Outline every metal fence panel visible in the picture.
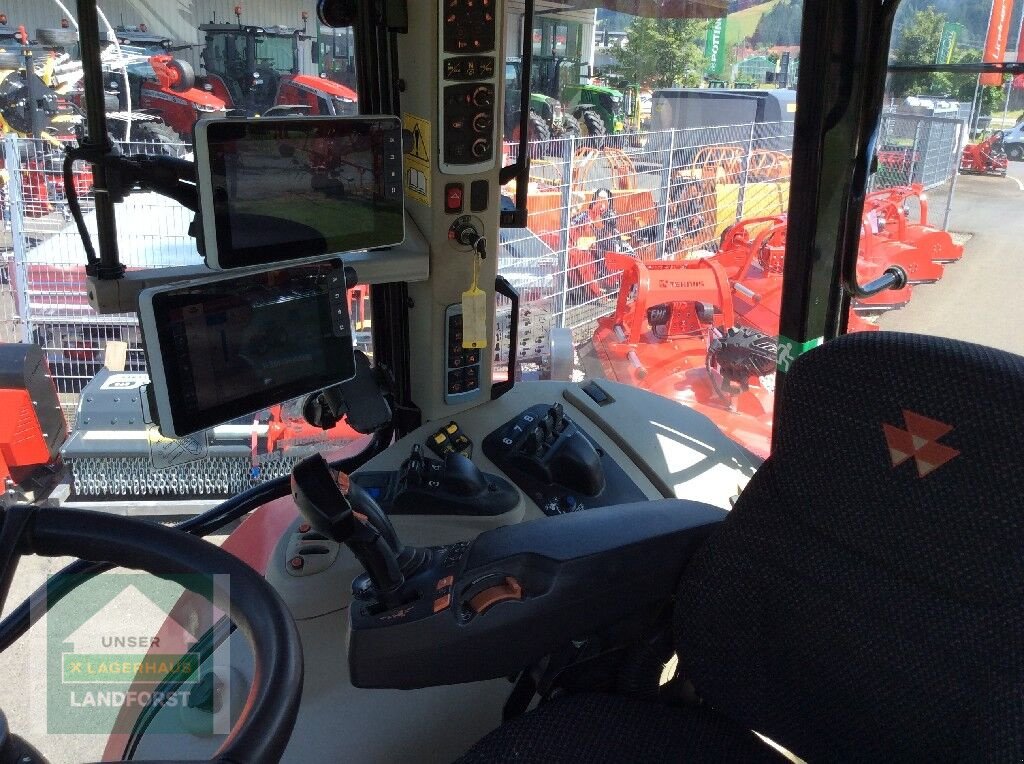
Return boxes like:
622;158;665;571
874;113;965;190
2;135;197;399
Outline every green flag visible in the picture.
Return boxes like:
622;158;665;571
936;21;959;65
704;17;728;76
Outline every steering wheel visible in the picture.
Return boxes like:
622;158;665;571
0;506;303;764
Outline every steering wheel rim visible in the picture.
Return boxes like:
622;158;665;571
1;506;302;764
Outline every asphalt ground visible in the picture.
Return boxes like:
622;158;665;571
877;162;1024;357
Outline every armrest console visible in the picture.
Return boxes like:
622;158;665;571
349;500;726;689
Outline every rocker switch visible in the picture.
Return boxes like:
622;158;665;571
445;183;464;214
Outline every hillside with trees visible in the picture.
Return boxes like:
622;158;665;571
750;0;801;45
749;0;1024;49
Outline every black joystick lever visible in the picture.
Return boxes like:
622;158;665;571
291;454;422;606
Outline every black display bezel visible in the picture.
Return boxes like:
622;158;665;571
198;116;404;269
147;260;355;436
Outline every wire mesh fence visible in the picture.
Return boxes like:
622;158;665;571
1;135;198;403
872;113;965;190
1;114;964;404
499;122;795;344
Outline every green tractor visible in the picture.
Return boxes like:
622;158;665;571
504;56;625;142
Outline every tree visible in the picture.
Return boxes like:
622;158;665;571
889;7;948;97
611;17;705;90
890;7;1007;114
751;0;803;46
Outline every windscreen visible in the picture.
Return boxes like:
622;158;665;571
202;116;404;269
147;259;356;436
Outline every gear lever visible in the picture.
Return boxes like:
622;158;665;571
291;454;411;606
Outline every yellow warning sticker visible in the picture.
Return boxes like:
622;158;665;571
403;113;431;206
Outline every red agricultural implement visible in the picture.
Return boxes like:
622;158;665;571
593;252;777;458
865;185;963;263
960;131;1008;177
859;215;944;285
715;216;900;321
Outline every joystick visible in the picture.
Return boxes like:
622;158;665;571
291;454;426;606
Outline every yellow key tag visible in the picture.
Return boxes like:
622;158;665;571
461;254;488;349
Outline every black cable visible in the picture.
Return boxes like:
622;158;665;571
63;148;98;265
0;425;392;652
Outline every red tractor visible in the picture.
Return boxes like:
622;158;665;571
139;20;358;138
960;130;1008;177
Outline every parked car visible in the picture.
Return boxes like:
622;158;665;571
1000;122;1024;161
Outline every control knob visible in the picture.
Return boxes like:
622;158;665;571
471;138;489;159
472;112;493;133
471;86;493;108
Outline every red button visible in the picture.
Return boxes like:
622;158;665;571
445;183;464;214
289;556;304;570
298;523;311;533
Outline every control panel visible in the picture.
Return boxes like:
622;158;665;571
444;303;483;404
439;0;499;174
482;404;647;515
427;421;473;458
352;445;519;517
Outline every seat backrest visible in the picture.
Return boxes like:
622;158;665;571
674;331;1024;761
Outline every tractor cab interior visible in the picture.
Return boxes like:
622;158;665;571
0;0;1022;762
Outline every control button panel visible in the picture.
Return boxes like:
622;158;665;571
383;130;403;198
442;0;496;53
444;303;483;404
327;267;353;338
352;540;471;630
284;522;341;577
438;0;499;174
481;403;647;516
443;55;496;80
428;420;473;458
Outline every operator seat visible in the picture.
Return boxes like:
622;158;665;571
459;331;1024;762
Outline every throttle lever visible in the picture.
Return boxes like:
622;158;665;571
291;454;405;605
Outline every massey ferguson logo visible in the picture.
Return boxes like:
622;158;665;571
142;90;190;106
882;410;960;477
658;280;703;289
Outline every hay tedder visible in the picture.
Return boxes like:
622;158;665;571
592;252;777;458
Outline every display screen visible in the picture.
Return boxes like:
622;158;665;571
200;116;404;269
147;259;355;436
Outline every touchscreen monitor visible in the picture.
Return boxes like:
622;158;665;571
195;116;404;269
139;259;356;437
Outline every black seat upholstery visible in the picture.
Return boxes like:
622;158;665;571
459;332;1024;762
